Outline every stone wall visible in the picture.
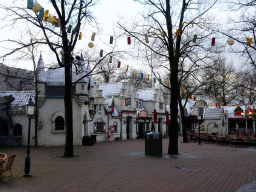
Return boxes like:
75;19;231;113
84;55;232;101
0;63;34;91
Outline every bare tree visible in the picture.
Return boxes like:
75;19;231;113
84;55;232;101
118;0;218;154
0;0;112;157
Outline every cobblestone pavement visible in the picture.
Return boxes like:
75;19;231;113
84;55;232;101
0;136;256;192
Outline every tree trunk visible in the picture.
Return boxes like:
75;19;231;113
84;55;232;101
34;75;38;147
168;66;179;154
179;100;188;143
64;59;73;157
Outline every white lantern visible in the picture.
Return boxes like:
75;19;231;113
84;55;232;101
88;42;94;48
227;38;234;45
26;97;35;116
132;70;137;75
32;2;41;12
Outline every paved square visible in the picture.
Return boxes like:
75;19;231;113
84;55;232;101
1;137;256;192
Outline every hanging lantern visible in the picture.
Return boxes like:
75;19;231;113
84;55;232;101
72;26;78;34
117;61;121;68
47;16;54;24
126;65;129;72
88;42;94;48
67;25;72;33
145;35;149;43
110;36;113;44
43;10;49;22
109;56;112;63
175;29;181;37
246;37;253;46
164;80;168;84
154;78;156;83
132;70;137;75
100;50;103;57
51;16;57;25
79;32;82;40
38;7;44;19
159;79;162;84
147;74;150;81
91;32;96;41
55;18;60;27
182;87;184;92
227;38;234;45
127;37;131;45
32;2;41;12
27;0;33;9
161;32;165;37
193;34;197;43
140;73;143;79
211;37;215;46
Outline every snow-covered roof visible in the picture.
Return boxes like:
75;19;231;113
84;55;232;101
98;82;123;100
137;88;154;101
204;108;224;120
37;54;94;87
0;91;35;108
222;105;246;118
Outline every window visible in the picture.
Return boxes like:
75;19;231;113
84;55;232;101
55;116;64;130
125;98;131;106
159;102;163;110
136;101;142;108
0;121;8;136
97;122;103;133
14;124;22;136
199;108;204;116
98;104;102;112
51;112;65;133
113;122;118;133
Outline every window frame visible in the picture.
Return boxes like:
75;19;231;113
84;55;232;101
125;98;131;106
51;112;65;134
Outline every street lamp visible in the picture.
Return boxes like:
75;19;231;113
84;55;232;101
197;115;202;145
24;97;35;177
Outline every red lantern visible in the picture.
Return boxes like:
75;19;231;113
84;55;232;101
166;111;170;125
154;109;157;123
211;38;215;46
117;61;121;68
128;37;131;45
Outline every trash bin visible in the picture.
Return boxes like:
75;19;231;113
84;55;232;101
82;136;94;146
145;132;162;156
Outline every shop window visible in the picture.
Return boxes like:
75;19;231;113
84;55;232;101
14;124;22;136
113;122;118;133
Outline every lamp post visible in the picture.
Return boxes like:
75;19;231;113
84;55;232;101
197;115;202;145
24;97;35;177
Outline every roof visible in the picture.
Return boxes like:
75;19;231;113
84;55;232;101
137;88;154;101
98;82;123;100
204;108;224;120
0;91;35;108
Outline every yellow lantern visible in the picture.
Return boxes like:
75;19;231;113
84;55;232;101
246;37;253;46
32;2;41;12
43;10;49;22
109;56;112;63
126;65;129;72
175;29;181;37
182;87;184;92
88;42;94;48
164;80;168;84
161;32;165;37
79;32;82;40
51;16;57;25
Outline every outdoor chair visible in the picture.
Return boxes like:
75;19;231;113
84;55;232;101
0;155;16;181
